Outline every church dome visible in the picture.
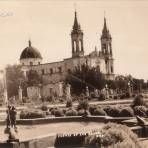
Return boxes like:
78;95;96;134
20;40;42;60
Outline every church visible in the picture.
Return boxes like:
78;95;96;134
19;11;115;99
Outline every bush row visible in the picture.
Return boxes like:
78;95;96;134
20;95;148;119
20;104;148;119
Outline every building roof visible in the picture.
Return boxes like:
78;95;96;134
20;40;42;60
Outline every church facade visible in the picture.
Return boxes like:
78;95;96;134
19;11;114;98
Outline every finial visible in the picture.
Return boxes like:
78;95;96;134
104;11;106;18
28;39;31;47
74;3;77;12
104;11;107;24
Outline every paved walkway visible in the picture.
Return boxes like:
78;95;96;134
0;122;104;142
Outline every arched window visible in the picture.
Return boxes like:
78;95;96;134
30;62;33;66
50;68;53;74
41;69;45;75
58;67;62;73
79;41;81;51
74;41;76;51
111;66;113;73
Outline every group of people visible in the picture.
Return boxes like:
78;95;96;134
6;105;17;129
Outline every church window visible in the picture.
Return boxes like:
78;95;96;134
38;62;40;65
58;67;62;73
111;66;113;73
41;69;45;75
74;41;76;51
30;62;33;66
79;41;81;51
81;40;83;51
50;68;53;74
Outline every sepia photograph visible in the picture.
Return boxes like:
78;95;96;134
0;0;148;147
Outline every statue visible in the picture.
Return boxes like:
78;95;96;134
5;105;17;134
6;105;11;129
94;89;99;98
10;106;17;129
59;82;63;97
85;86;89;98
18;86;23;102
66;83;71;100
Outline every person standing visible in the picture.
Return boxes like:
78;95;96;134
10;106;17;129
6;105;11;128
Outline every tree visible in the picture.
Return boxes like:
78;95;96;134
6;64;27;98
66;64;105;95
27;70;42;86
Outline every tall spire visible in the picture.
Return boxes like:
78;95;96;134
28;39;31;47
101;15;111;39
102;17;108;34
73;11;80;30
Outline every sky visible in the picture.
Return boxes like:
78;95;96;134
0;0;148;80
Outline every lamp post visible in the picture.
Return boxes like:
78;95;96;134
128;81;132;97
105;84;109;99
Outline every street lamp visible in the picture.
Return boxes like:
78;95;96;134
105;84;109;99
128;81;132;97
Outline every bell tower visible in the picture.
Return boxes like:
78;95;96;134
100;17;114;78
101;17;112;56
71;11;84;58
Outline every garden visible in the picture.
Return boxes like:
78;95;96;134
19;95;148;119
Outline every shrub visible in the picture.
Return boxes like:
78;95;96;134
103;106;121;117
89;105;97;115
131;95;147;108
66;99;72;108
93;108;106;116
134;106;147;117
50;108;57;115
20;110;46;119
120;93;126;99
77;100;89;110
113;95;118;99
85;123;142;148
77;109;90;116
45;111;51;116
120;107;134;117
125;92;130;98
46;96;53;102
41;105;48;111
99;93;105;101
65;109;78;116
54;109;64;117
101;123;142;148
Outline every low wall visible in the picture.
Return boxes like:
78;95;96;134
0;133;56;148
16;116;134;125
0;116;134;126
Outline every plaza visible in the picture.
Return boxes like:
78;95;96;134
0;1;148;148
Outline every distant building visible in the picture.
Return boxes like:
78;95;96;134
19;11;115;98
